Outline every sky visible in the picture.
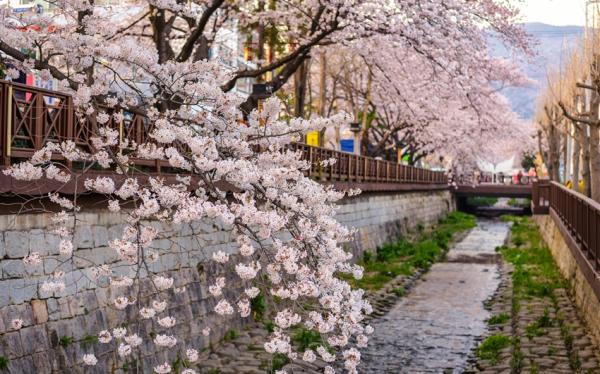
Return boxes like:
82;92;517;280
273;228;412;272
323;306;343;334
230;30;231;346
515;0;586;26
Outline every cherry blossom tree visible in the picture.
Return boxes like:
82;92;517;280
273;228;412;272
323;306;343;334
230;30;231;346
299;35;533;169
0;0;532;372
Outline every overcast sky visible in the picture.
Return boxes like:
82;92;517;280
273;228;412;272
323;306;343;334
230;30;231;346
515;0;587;26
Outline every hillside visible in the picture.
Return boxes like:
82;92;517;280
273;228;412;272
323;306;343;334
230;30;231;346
490;22;584;119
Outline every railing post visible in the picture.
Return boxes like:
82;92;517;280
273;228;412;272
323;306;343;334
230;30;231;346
347;154;351;181
386;162;389;182
34;90;44;150
532;181;539;213
0;81;8;165
65;96;74;168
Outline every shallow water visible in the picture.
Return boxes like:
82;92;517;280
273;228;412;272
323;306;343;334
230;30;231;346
359;220;510;373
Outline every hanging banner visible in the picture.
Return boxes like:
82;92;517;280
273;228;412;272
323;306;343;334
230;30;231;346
306;131;320;147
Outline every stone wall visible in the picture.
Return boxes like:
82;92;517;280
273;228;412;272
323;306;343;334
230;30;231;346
534;214;600;347
0;189;454;373
338;190;455;258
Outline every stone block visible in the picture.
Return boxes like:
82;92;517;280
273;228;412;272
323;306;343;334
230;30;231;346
20;325;49;354
2;259;25;278
10;278;38;304
7;356;35;373
74;225;94;249
0;232;5;259
44;232;62;256
5;231;29;258
32;351;53;374
0;280;11;308
31;299;48;324
2;331;24;358
43;256;62;275
92;225;109;247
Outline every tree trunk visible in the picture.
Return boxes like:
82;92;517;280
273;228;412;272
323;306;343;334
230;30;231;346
318;53;326;116
589;93;600;202
547;122;560;181
360;71;372;155
577;125;592;197
562;131;568;182
590;126;600;201
192;36;210;61
572;130;581;189
294;59;309;118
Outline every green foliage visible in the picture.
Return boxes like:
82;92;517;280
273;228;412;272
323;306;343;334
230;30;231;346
466;196;498;207
81;334;98;348
250;294;266;321
511;235;525;247
476;335;511;364
263;321;275;333
511;342;524;372
392;287;405;297
342;212;475;291
292;328;323;351
271;353;290;372
171;352;192;372
521;152;536;170
223;330;238;342
525;308;554;339
499;216;584;370
507;198;531;208
260;353;290;374
487;313;509;325
499;217;565;300
0;356;8;370
59;336;73;348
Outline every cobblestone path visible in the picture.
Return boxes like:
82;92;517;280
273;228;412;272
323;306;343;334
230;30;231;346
473;217;600;374
195;218;600;374
359;219;510;373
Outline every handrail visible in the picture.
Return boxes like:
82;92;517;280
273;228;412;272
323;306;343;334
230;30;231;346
549;181;600;270
0;80;447;191
288;143;447;185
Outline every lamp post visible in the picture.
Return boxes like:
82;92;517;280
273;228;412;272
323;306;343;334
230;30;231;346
349;122;361;155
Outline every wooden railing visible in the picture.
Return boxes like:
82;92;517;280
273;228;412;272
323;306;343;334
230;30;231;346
288;143;446;185
0;80;447;191
549;182;600;269
0;80;163;169
532;180;551;214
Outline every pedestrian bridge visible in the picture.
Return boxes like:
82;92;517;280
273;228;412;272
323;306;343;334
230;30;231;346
453;183;533;198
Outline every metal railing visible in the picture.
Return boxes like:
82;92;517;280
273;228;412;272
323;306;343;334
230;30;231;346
549;181;600;269
0;80;447;188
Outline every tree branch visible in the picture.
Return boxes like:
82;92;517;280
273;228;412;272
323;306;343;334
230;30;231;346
558;101;597;126
176;0;225;62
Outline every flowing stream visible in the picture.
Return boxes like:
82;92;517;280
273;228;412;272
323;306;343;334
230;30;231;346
359;219;510;373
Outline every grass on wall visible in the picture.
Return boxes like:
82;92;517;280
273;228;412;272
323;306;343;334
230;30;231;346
343;211;476;291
